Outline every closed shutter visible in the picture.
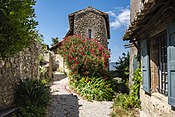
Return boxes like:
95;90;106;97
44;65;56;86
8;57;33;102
141;39;150;93
167;23;175;107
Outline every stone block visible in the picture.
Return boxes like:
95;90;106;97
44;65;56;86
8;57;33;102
0;43;41;110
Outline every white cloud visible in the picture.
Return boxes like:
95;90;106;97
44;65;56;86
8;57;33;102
106;11;116;17
107;8;130;29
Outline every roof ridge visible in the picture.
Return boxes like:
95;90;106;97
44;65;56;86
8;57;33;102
69;6;107;17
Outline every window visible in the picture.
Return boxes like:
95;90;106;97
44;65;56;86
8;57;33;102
88;29;92;39
158;33;168;96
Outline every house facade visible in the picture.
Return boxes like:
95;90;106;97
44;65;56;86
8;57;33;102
124;0;175;116
51;6;110;72
66;6;110;47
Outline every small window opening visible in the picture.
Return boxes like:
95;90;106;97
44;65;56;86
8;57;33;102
88;29;92;39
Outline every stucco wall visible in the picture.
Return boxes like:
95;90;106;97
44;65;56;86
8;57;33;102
73;11;108;47
0;43;41;110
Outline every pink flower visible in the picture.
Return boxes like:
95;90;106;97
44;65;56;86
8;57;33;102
82;39;86;43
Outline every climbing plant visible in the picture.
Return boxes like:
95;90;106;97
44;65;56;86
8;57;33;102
0;0;38;58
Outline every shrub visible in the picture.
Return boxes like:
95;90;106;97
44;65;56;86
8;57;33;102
111;67;142;116
15;78;50;117
58;35;110;79
114;94;135;110
69;77;114;101
58;35;114;101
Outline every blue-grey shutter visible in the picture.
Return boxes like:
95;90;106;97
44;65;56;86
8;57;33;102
141;39;150;93
133;55;138;73
167;23;175;107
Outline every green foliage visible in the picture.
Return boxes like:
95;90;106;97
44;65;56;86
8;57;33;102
115;52;129;82
15;79;50;117
51;37;59;46
112;94;139;117
59;35;113;101
111;102;138;117
58;35;110;79
113;91;140;111
0;0;38;58
40;66;50;83
69;77;114;101
112;66;142;116
130;67;142;107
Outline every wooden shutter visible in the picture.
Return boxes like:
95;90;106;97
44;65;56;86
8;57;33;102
141;39;150;93
167;23;175;107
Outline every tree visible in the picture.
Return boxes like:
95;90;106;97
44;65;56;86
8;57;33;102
115;52;129;82
51;37;59;46
0;0;38;58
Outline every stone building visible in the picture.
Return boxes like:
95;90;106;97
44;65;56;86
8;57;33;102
124;0;175;116
66;6;110;47
51;6;110;72
0;42;41;111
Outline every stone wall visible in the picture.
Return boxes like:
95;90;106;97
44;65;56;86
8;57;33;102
149;37;159;93
140;88;175;117
130;0;142;22
55;54;65;72
130;0;150;22
0;43;41;110
74;11;108;47
129;45;137;86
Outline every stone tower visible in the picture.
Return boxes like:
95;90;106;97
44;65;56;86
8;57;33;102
66;6;110;48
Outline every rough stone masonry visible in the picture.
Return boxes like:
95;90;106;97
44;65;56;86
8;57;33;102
0;43;41;110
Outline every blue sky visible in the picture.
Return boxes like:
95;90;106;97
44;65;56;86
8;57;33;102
35;0;130;62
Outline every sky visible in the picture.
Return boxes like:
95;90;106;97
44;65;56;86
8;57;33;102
35;0;130;62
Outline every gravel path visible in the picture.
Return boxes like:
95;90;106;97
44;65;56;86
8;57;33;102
48;72;113;117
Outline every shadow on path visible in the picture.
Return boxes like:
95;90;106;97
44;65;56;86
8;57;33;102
48;72;113;117
52;72;67;81
48;94;79;117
